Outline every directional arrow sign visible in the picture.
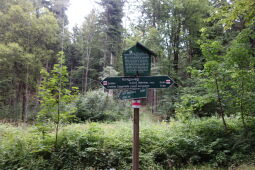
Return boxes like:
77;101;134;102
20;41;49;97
119;89;147;100
101;76;174;89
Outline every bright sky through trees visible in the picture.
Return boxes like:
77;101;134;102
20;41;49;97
66;0;140;31
66;0;97;30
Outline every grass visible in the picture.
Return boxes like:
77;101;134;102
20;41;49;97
1;116;255;169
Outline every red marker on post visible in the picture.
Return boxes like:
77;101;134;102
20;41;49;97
132;99;141;108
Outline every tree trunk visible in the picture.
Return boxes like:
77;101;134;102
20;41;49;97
69;67;73;90
173;20;181;74
84;46;91;93
171;18;181;116
188;39;193;65
21;88;26;122
24;66;29;122
16;82;21;120
32;75;42;120
240;76;246;128
166;26;171;75
108;53;114;96
82;64;85;93
21;65;30;122
81;35;85;93
152;89;157;113
214;75;227;129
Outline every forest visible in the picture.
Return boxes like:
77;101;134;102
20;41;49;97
0;0;255;169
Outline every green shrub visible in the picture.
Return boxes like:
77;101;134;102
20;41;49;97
1;117;255;169
75;90;131;122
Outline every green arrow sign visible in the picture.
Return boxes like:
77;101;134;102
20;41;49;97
119;89;147;100
101;76;174;89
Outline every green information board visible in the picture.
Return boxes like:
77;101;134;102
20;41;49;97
123;43;155;76
123;52;151;76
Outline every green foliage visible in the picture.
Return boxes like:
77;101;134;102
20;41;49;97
75;90;131;122
220;0;255;29
176;92;218;119
0;0;60;121
37;51;78;134
175;0;255;128
1;117;255;169
1;0;255;168
97;0;124;70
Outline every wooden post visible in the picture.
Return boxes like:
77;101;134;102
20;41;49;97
133;107;139;170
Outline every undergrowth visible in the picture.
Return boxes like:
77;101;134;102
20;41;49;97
0;117;255;169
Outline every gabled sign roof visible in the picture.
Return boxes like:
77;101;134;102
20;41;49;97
124;42;157;56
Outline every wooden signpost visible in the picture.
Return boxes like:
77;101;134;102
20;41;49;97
101;42;173;170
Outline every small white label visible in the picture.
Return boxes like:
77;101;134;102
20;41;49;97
103;81;108;85
166;80;171;84
132;105;141;108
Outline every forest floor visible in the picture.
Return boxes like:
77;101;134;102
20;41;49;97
1;113;255;169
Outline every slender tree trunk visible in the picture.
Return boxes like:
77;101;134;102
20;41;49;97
82;65;85;93
214;75;227;129
240;76;246;128
108;53;114;96
104;34;108;67
170;19;181;116
24;65;29;122
55;97;60;151
81;35;85;93
55;12;65;150
32;75;42;120
165;21;172;76
186;39;193;78
152;89;157;113
166;32;171;75
188;35;193;65
21;71;28;122
25;90;30;122
21;88;26;122
173;19;181;74
152;55;157;113
69;67;73;90
81;49;86;93
15;82;20;120
84;46;91;93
